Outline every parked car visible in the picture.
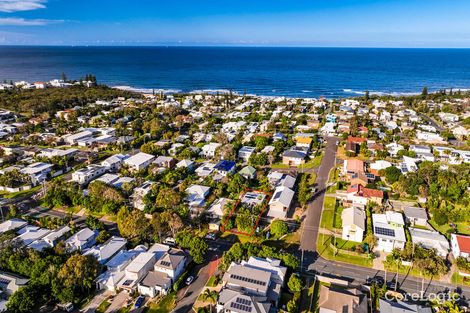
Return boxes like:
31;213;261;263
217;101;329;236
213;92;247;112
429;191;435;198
186;276;195;285
366;276;384;286
134;296;145;309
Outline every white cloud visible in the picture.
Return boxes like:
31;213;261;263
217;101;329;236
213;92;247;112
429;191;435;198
0;0;46;13
0;17;61;25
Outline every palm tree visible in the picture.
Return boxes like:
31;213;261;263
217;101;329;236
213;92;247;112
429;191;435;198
201;288;218;311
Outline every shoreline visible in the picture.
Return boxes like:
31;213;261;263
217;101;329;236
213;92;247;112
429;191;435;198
112;84;470;99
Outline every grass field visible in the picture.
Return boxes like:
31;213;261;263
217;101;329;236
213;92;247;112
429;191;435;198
317;233;373;267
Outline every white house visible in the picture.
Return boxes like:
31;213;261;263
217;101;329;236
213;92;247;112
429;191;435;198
72;164;107;185
118;252;157;291
238;146;256;162
83;236;127;264
0;218;27;234
409;228;449;257
341;207;365;243
403;207;428;227
372;212;406;252
185;185;211;208
451;234;470;259
267;186;294;219
124;152;155;172
200;142;221;159
65;227;98;252
101;154;127;172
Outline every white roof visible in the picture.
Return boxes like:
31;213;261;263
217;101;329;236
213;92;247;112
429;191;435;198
124;152;155;167
186;184;210;197
269;186;294;207
0;218;27;234
125;252;156;273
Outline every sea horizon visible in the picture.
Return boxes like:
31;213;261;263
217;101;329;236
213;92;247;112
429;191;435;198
2;46;470;98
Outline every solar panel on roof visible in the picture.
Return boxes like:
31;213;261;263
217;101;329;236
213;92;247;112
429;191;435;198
230;274;266;286
122;279;133;286
236;298;252;306
230;302;252;312
160;261;171;267
375;226;395;237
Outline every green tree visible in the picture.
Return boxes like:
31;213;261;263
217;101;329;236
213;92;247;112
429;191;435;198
287;274;304;293
6;284;41;313
270;219;288;238
117;207;152;243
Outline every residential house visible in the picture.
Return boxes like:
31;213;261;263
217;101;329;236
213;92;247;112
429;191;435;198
195;162;216;177
83;236;127;264
267;171;296;189
200;142;221;159
118;252;157;291
101;154;127;172
345;137;366;155
282;147;307;166
20;162;54;185
96;246;146;291
124;152;155;172
65;227;98;252
318;285;368;313
15;226;50;246
379;299;432;313
221;257;286;307
372;212;406;252
238;146;256;162
138;248;188;297
346;184;383;206
176;159;196;171
214;160;236;176
185;185;211;208
0;271;29;296
268;186;294;219
409;228;449;257
132;181;155;211
400;156;419;174
451;234;470;259
0;218;27;234
216;289;272;313
154;156;176;169
238;165;257;180
403;207;428;227
341;207;365;243
72;164;107;185
29;226;71;251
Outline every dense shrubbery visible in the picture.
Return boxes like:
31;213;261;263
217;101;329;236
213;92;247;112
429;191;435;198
0;85;139;114
0;241;99;312
221;242;299;270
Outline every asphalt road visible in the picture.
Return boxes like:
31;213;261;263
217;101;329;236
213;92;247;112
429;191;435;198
306;255;470;299
300;137;339;252
172;240;232;313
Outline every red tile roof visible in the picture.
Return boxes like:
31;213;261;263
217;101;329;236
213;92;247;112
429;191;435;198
456;235;470;254
347;184;383;199
347;136;367;144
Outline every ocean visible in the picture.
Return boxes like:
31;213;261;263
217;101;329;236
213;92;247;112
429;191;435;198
1;46;470;98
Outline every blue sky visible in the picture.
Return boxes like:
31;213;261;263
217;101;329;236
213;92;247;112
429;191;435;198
1;0;470;47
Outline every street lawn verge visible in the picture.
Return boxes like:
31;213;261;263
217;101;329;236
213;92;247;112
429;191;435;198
451;272;470;286
96;300;111;313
